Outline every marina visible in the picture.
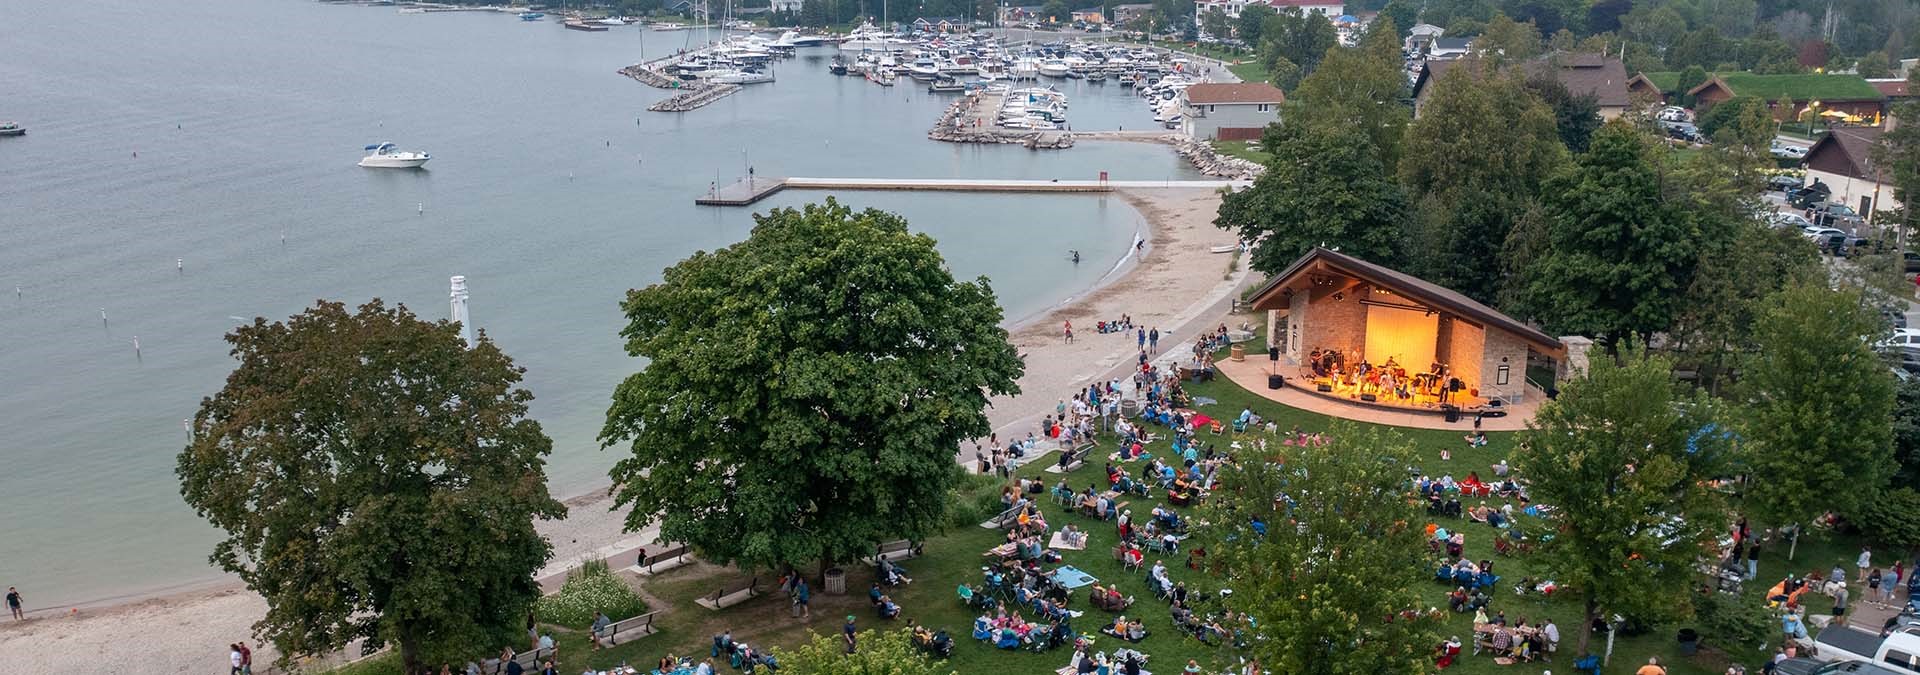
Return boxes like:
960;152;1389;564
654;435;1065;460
696;176;1247;206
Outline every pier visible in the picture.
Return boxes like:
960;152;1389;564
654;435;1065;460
693;176;1247;206
927;90;1076;149
647;83;741;112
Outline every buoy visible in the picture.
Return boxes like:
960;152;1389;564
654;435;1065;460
176;258;184;273
133;336;141;361
132;151;138;158
100;308;108;326
14;286;19;299
417;202;424;215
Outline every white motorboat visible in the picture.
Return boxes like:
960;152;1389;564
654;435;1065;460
648;21;687;30
905;58;941;81
594;17;628;25
1038;59;1071;77
708;68;775;84
358;142;430;168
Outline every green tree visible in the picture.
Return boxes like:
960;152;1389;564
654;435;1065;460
1257;8;1338;75
1513;347;1733;655
1400;60;1566;304
1674;65;1710;107
1666;222;1818;395
1216;124;1411;273
1851;487;1920;554
1739;282;1896;529
1875;101;1920;241
601;200;1024;576
1524;71;1601;153
1201;6;1229;40
1042;0;1070;21
1475;13;1541;64
177;300;563;673
1697;96;1772;148
1524;121;1699;348
1238;3;1277;42
1893;378;1920;488
777;628;956;675
1377;0;1417;40
1856;50;1894;78
1196;425;1441;675
1668;27;1731;70
1285;18;1411;168
1268;55;1305;90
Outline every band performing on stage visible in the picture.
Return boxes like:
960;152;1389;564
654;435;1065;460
1306;348;1466;408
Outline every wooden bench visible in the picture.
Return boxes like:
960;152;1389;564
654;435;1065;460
1050;446;1092;474
695;577;760;610
480;647;553;674
981;505;1021;529
624;543;692;577
862;539;921;565
599;610;661;647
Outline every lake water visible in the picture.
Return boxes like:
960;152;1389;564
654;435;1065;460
0;0;1199;607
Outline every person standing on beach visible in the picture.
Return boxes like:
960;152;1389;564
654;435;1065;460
238;640;253;675
229;643;243;675
1149;328;1160;355
5;587;20;620
1064;320;1074;343
1137;328;1146;351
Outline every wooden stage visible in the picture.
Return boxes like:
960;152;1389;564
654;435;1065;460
1216;357;1540;432
693;177;1246;206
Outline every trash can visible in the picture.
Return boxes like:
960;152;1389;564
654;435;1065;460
1121;399;1140;417
824;568;846;595
1676;628;1699;655
1230;344;1245;362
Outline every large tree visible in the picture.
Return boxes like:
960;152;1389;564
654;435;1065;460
1197;425;1441;675
1285;17;1412;169
1216;123;1411;273
1513;348;1733;655
178;300;563;673
1524;72;1601;153
1739;282;1897;529
601;200;1024;575
1257;8;1338;76
1524;121;1700;348
777;628;955;675
1400;59;1566;304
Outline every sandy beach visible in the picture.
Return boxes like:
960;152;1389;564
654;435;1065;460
0;187;1249;674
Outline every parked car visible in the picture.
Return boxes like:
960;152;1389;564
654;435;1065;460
1789;183;1833;208
1769;174;1805;192
1808;202;1865;227
1788;623;1920;673
1766;211;1813;229
1770;140;1810;159
1905;251;1920;273
1656;106;1691;123
1801;226;1847;240
1776;658;1914;675
1877;328;1920;351
1662;121;1703;143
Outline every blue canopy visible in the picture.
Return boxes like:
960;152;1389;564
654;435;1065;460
364;142;394;151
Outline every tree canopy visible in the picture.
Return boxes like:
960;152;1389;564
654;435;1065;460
601;200;1024;574
1196;425;1441;675
177;300;563;672
1216;123;1411;274
1513;347;1733;654
1524;121;1701;347
777;628;955;675
1285;18;1412;169
1738;282;1896;527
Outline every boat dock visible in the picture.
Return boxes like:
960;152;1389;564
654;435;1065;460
647;83;741;112
694;177;1246;206
928;90;1076;149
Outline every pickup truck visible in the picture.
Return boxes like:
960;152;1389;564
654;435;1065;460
1792;620;1920;673
1776;658;1912;675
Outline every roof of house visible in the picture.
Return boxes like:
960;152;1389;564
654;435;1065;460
1644;72;1887;101
1520;53;1631;107
1249;248;1565;354
1871;79;1912;98
1431;37;1472;50
1259;0;1345;6
1183;82;1287;105
1408;23;1445;36
1804;126;1886;181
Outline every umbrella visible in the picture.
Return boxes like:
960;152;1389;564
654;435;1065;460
1820;109;1851;118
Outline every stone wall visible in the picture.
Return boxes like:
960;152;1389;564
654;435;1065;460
1301;287;1366;361
1169;136;1266;180
1479;328;1530;401
1444;318;1485;395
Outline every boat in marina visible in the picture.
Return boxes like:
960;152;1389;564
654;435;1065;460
828;56;849;75
708;68;774;84
518;11;544;20
1037;59;1070;77
0;122;24;137
564;19;609;31
358;142;430;168
649;21;687;30
594;17;628;25
928;77;964;93
865;68;896;86
904;57;941;81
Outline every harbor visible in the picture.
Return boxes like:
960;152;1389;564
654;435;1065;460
696;176;1247;206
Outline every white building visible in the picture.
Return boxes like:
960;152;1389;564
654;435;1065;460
1195;0;1343;21
771;0;803;12
1181;82;1287;141
1803;126;1903;221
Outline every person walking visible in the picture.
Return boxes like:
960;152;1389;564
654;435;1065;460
237;641;253;675
1857;546;1872;583
843;615;859;654
794;577;812;620
1747;542;1761;581
5;587;20;620
229;644;243;675
1137;327;1146;351
1832;582;1850;626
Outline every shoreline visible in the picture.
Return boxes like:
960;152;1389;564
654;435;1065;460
0;187;1249;673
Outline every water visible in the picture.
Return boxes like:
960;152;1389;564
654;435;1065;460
0;0;1199;607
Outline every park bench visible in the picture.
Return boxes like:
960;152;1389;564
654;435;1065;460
981;504;1022;529
479;647;553;674
600;610;662;647
862;539;921;565
695;576;760;610
625;543;692;577
1048;446;1092;474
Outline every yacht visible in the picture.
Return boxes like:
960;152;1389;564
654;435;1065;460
358;142;430;169
0;122;23;137
708;68;774;84
518;11;544;20
1037;59;1070;78
649;21;687;30
905;58;941;81
828;56;849;75
594;17;628;25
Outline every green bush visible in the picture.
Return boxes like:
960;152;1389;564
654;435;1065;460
1694;590;1774;657
535;559;648;628
1849;487;1920;553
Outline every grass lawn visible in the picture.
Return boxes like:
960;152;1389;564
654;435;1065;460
1209;140;1271;165
333;320;1880;675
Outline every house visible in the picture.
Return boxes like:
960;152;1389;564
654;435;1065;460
1519;53;1632;119
910;17;967;32
1626;73;1663;100
1404;23;1444;54
1070;8;1106;24
1412;55;1630;119
1249;247;1567;407
769;0;802;12
1180;82;1285;141
1111;3;1154;23
1193;0;1342;21
1677;73;1887;121
1803;127;1902;221
1869;79;1912;103
1425;37;1471;60
1001;5;1042;23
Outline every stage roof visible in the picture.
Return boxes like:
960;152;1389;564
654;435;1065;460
1249;247;1566;355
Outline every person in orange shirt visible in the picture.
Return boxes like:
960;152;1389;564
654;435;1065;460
1635;656;1669;675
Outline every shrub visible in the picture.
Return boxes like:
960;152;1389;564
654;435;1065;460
535;559;648;628
1694;590;1774;656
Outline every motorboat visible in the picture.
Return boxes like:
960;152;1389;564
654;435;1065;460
708;68;774;84
0;122;23;137
928;77;965;93
905;58;941;81
866;68;896;86
649;21;687;30
828;56;849;75
594;17;628;25
786;32;832;47
1037;59;1070;77
518;11;544;20
358;142;430;168
564;19;610;31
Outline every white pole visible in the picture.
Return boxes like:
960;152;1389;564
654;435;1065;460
450;276;474;348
